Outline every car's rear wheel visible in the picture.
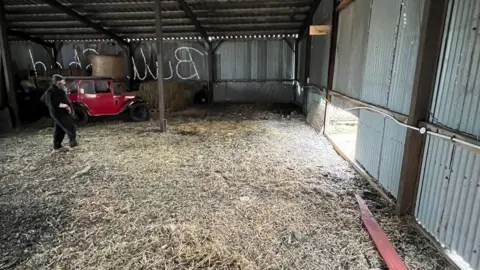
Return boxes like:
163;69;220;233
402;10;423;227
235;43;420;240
130;103;149;122
73;105;88;126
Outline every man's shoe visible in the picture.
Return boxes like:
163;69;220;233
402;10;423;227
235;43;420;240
69;140;78;148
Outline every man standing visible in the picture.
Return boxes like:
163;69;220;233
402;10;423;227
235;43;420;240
43;74;78;150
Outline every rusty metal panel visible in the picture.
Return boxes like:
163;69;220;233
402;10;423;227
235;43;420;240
416;135;480;270
388;0;425;114
361;0;403;108
430;0;480;138
333;0;371;99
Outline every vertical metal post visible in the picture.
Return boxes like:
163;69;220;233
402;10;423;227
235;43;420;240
155;0;166;132
0;53;6;109
396;0;449;215
128;43;134;92
208;43;214;103
294;39;299;81
49;47;56;70
302;35;312;113
293;39;299;102
0;2;20;127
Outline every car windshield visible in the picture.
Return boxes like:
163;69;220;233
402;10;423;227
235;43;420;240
65;81;77;93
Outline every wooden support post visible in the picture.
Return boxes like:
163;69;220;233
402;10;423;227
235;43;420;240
0;2;20;127
155;0;166;132
336;0;357;11
324;0;340;133
309;25;332;36
396;0;449;215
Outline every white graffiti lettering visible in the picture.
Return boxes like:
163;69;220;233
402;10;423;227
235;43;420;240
83;48;99;70
28;49;47;76
28;46;205;81
131;46;204;81
68;49;82;68
175;47;204;80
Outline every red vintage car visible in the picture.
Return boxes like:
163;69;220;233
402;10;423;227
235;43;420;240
65;77;149;125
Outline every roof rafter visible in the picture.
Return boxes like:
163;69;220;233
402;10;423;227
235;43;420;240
298;0;323;38
41;0;129;46
177;0;209;43
7;29;54;48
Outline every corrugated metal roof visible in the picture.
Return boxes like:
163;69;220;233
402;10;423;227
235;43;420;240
3;0;316;41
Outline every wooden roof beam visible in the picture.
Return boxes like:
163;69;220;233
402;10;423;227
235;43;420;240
41;0;129;47
177;0;210;44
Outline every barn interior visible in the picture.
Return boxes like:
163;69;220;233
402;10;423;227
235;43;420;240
1;0;479;269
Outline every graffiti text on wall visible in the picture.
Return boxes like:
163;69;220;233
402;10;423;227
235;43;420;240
28;46;206;81
131;47;204;80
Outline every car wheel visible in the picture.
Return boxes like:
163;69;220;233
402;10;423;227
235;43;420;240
130;103;150;122
73;105;88;126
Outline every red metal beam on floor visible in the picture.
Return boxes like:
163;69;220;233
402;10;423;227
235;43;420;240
355;194;408;270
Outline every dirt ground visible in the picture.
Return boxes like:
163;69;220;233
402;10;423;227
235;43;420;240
1;105;453;270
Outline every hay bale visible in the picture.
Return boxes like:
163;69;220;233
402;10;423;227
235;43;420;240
138;81;200;112
91;55;126;80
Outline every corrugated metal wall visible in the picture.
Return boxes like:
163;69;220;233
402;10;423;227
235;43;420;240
132;41;208;81
11;39;294;103
213;39;294;103
430;0;480;138
416;136;480;270
297;37;308;84
415;1;480;269
388;0;425;114
213;81;294;103
354;110;407;197
309;0;333;88
331;0;425;198
10;40;208;82
361;0;403;107
333;0;370;100
9;42;54;78
334;0;424;114
216;39;293;81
